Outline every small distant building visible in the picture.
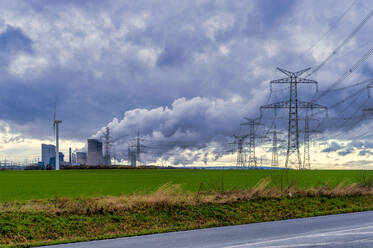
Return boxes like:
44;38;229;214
41;144;55;167
76;152;87;165
49;152;64;168
87;139;103;165
72;153;77;164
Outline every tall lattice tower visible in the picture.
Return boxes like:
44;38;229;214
240;118;264;168
136;130;142;165
261;68;327;169
303;115;310;170
302;115;322;170
104;127;111;166
271;124;280;167
132;130;146;166
233;134;248;167
270;110;282;167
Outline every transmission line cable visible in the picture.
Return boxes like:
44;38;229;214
302;0;360;58
306;10;373;78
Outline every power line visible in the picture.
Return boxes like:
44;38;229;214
301;0;360;59
306;10;373;78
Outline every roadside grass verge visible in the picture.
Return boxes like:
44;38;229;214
3;179;373;247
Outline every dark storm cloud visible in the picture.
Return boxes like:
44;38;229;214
0;25;32;53
0;25;32;68
255;0;296;26
321;141;344;153
0;0;372;164
321;140;373;159
338;147;354;156
157;45;188;67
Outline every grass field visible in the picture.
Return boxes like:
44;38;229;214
1;169;373;247
0;169;372;201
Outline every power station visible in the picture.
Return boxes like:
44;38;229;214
87;139;104;166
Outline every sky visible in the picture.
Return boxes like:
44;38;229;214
0;0;372;169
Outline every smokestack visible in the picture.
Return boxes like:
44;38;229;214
69;147;72;164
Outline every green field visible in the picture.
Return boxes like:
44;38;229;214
0;169;372;202
1;169;373;247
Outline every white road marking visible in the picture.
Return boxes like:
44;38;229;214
224;225;373;248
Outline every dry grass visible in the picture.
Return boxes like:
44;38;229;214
1;178;373;215
3;178;373;247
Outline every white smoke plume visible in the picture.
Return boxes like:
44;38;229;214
92;95;260;164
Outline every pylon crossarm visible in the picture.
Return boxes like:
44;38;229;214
293;68;312;77
261;101;290;109
271;77;317;84
261;101;327;110
243;117;261;122
276;67;294;76
241;122;263;127
297;101;327;109
276;67;312;77
270;77;292;84
270;77;318;92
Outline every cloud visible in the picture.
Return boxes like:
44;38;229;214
358;150;373;156
0;0;371;166
0;25;32;70
321;141;344;153
0;25;32;54
338;147;354;156
343;159;373;167
92;96;256;162
321;140;373;158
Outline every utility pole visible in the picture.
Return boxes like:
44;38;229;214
261;67;327;169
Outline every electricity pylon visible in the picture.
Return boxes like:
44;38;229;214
104;127;111;166
302;115;323;170
240;117;266;168
261;67;327;169
129;130;146;165
269;121;283;167
233;134;249;167
269;110;284;167
303;115;311;170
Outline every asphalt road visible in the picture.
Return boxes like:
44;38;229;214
44;211;373;248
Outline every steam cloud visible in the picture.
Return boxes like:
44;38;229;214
92;96;257;164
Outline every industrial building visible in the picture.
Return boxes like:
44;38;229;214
49;152;64;168
76;152;87;165
41;144;55;167
87;139;103;165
